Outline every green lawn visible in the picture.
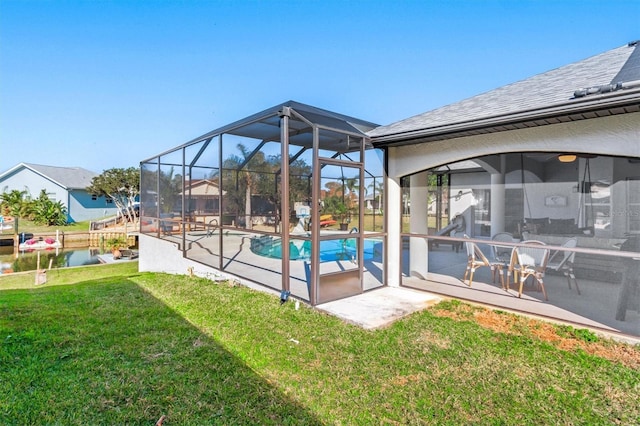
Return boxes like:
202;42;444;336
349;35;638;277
1;263;638;424
0;219;92;236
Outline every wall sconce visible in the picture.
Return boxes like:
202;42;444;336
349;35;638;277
558;154;577;163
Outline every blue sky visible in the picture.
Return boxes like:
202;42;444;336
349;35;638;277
1;0;638;174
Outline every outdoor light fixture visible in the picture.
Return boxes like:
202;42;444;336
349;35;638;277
558;154;577;163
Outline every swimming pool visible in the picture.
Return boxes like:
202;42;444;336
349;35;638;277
250;236;380;261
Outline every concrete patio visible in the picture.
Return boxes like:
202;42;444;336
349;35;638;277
316;286;442;330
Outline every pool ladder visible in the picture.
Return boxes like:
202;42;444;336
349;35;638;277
349;227;358;264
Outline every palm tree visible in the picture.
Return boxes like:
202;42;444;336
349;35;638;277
159;167;182;215
32;190;68;226
367;179;384;214
344;177;362;225
223;143;270;229
344;177;360;200
1;189;27;217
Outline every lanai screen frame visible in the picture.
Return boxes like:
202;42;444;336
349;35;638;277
139;101;385;305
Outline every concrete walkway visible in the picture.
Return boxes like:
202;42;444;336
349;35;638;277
316;286;442;329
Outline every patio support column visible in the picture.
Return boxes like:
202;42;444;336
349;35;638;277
386;175;402;287
490;155;506;234
279;108;291;294
410;171;429;279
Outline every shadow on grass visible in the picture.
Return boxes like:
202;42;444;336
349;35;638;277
0;279;322;425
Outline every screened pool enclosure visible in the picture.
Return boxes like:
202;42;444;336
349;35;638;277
139;41;640;339
140;101;386;305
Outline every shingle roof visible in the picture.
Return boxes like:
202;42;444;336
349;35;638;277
369;42;640;143
21;163;97;189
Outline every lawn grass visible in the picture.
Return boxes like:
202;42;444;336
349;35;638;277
1;263;639;424
0;219;92;236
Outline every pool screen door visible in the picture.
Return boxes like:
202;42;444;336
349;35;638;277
311;160;364;304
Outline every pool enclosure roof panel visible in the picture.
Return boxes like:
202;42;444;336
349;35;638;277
180;100;379;151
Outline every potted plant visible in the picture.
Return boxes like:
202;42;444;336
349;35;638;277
338;204;352;231
322;196;350;231
105;236;128;260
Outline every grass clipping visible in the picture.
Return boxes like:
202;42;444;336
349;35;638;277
432;301;640;370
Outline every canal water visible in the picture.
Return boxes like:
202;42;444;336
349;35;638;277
0;246;103;274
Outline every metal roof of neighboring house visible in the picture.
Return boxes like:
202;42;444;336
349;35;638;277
0;163;97;190
369;41;640;146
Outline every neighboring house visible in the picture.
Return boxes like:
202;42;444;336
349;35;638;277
0;163;118;222
182;179;223;215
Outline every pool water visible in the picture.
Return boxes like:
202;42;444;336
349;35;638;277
0;247;102;274
250;236;380;261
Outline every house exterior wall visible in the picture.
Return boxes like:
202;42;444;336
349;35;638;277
0;167;67;202
68;190;118;222
388;113;640;179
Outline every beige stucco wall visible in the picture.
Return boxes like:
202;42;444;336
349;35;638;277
388;113;640;179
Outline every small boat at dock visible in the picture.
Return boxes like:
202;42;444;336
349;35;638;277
18;237;62;251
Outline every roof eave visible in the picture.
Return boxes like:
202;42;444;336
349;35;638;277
0;162;71;190
371;89;640;147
